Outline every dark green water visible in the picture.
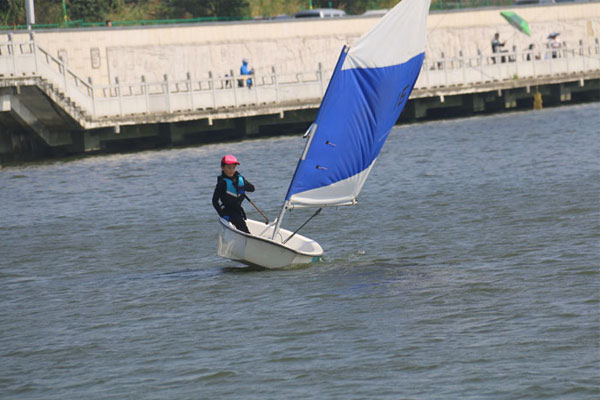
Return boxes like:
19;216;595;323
1;103;599;399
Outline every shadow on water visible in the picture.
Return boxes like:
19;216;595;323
154;268;223;280
128;265;293;282
115;267;250;285
222;264;269;273
222;261;322;273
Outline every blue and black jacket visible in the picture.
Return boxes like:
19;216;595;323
212;172;255;218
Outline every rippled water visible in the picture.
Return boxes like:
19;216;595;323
1;103;599;399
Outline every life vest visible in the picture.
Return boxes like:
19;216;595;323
224;175;245;198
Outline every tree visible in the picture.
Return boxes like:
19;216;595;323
0;0;25;26
67;0;110;21
170;0;250;18
310;0;397;15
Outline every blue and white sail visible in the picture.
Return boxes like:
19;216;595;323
284;0;430;209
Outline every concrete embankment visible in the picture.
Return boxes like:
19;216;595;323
0;3;599;162
7;3;598;85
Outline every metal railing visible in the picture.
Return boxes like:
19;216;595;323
0;35;95;115
0;16;257;31
430;0;515;11
1;36;599;121
418;40;600;89
91;67;327;118
0;2;514;31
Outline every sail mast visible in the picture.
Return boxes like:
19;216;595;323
272;0;430;241
271;46;350;241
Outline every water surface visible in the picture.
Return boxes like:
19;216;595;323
1;103;599;399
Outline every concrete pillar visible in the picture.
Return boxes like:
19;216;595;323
504;92;517;109
472;94;485;112
83;130;101;151
412;100;428;119
169;123;188;145
0;128;14;155
1;96;10;112
559;84;572;102
243;118;260;136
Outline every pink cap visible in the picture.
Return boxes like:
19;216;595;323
221;154;240;165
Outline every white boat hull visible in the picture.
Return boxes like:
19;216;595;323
217;218;323;269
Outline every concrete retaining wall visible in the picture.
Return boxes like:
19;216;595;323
4;3;599;86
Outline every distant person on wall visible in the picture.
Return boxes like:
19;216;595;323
105;20;112;27
526;43;541;61
491;32;507;64
239;59;254;89
212;154;255;234
547;32;561;59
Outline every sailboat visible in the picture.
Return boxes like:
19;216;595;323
217;0;430;269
